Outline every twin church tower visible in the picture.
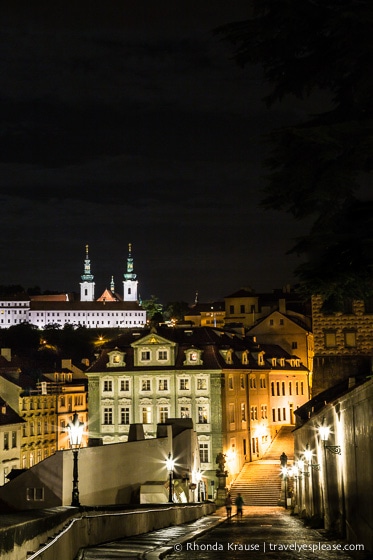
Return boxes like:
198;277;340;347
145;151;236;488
80;243;138;303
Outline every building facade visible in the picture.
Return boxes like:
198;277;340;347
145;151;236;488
311;295;373;395
86;326;310;489
0;244;146;330
0;399;23;486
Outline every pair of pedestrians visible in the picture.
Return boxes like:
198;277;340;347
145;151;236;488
225;493;244;520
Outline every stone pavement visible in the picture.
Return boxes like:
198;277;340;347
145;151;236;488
76;506;370;560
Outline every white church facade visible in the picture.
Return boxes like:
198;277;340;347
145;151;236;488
0;245;146;329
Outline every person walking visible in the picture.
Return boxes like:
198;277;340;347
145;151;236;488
235;493;244;520
225;493;232;520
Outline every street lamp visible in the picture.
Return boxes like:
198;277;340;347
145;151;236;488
319;425;341;455
166;452;175;503
67;412;84;507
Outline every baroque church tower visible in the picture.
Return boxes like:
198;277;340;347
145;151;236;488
80;244;95;302
123;243;138;302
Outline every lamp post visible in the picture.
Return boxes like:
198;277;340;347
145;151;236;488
67;412;84;507
304;444;320;517
196;470;202;502
318;423;341;529
166;452;175;503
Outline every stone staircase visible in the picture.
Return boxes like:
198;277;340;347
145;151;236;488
229;425;295;506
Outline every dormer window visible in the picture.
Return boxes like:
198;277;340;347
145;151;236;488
258;352;265;366
279;358;285;367
272;357;277;367
220;349;233;364
107;350;126;368
184;348;203;365
242;350;249;365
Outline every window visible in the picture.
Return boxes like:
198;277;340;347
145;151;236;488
198;405;208;424
279;319;284;325
291;341;298;349
179;378;189;390
199;442;209;463
271;382;275;396
141;350;151;361
283;408;286;421
158;378;168;391
103;408;113;425
26;487;44;501
325;331;337;348
141;379;151;391
240;375;245;389
296;382;299;395
276;382;280;396
300;381;304;395
240;304;245;313
229;403;235;424
250;406;258;420
272;409;276;422
241;403;246;422
74;395;83;406
261;404;267;419
3;432;9;450
249;375;256;389
260;376;266;389
103;380;113;392
277;408;281;421
142;406;152;424
159;406;169;423
120;379;130;391
344;331;357;347
282;382;286;396
180;405;191;418
197;378;207;390
289;382;292;396
228;376;233;390
158;350;168;361
229;305;234;314
120;407;130;424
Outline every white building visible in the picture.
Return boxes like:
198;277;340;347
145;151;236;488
0;245;146;329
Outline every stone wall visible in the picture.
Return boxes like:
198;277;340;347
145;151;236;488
0;503;216;560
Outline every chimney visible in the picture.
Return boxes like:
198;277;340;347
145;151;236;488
278;299;286;314
1;348;11;361
348;377;356;389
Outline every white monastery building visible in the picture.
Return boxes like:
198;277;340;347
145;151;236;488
0;245;146;329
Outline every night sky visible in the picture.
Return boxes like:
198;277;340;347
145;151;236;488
1;2;315;304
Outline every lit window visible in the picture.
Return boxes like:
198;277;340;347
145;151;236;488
179;378;189;390
141;379;151;391
142;406;152;424
158;378;168;391
141;350;151;361
197;378;207;390
198;405;208;424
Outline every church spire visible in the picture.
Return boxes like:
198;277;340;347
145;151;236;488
81;244;94;282
110;275;115;292
80;244;95;302
123;243;138;302
124;243;137;281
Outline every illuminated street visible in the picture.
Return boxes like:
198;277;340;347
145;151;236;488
77;507;368;559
